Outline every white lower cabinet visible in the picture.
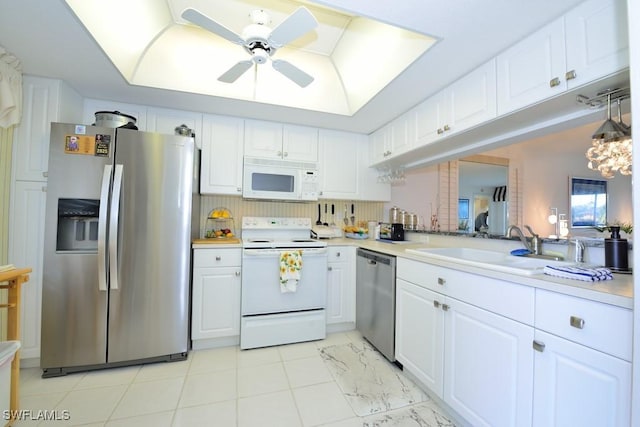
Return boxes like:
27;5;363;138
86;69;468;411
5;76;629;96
532;330;631;427
396;258;632;427
191;248;241;348
395;276;533;427
326;247;355;327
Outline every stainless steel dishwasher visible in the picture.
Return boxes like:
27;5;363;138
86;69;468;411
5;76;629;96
356;248;397;362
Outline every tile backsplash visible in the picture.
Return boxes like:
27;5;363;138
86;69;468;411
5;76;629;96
200;195;384;238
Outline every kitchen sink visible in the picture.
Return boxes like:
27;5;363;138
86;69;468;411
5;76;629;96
405;247;571;276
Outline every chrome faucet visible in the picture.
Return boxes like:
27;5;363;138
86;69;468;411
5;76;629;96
506;225;542;255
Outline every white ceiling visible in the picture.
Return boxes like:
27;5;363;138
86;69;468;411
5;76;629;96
0;0;585;134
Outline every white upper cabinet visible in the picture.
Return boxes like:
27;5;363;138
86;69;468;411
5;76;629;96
368;125;390;165
369;112;416;165
413;59;497;147
13;76;83;182
498;0;628;115
319;129;359;199
244;119;318;162
200;115;244;196
497;18;567;115
146;107;203;147
564;0;629;89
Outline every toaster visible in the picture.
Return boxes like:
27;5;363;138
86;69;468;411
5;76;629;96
379;223;404;241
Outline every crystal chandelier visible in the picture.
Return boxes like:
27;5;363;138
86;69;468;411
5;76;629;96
586;93;632;179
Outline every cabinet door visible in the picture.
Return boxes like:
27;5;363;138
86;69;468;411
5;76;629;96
443;298;534;427
368;125;390;165
357;134;391;201
326;261;354;325
8;181;47;359
13;77;82;181
191;266;241;340
532;330;631;427
319;129;358;199
395;279;445;396
413;91;446;146
283;124;318;162
496;17;566;115
146;107;203;147
389;112;413;156
445;59;497;134
244;119;283;159
200;115;244;195
564;0;629;89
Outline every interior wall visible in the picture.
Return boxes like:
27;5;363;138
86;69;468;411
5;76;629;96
382;164;440;228
200;195;384;237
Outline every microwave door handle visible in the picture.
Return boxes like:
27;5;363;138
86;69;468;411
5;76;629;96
109;164;123;290
97;165;112;292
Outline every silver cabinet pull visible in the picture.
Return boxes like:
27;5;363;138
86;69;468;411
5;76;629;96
42;171;48;178
549;77;561;87
532;340;546;352
570;316;585;329
433;300;441;308
277;151;282;157
235;271;241;276
442;304;450;311
443;124;450;132
336;252;341;257
283;152;288;157
437;277;446;285
215;256;222;261
565;70;577;80
437;128;444;134
237;187;242;192
327;266;333;271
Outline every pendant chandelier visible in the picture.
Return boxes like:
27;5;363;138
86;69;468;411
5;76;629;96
585;91;632;179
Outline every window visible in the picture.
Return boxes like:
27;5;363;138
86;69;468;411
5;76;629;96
570;177;607;228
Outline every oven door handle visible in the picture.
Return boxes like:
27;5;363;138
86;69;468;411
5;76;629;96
243;248;328;256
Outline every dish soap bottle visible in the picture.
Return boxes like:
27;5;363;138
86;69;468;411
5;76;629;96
604;226;629;272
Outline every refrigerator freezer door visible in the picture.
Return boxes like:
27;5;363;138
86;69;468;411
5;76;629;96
107;129;194;363
41;123;114;370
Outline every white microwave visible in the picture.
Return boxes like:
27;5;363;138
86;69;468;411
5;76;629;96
242;157;320;201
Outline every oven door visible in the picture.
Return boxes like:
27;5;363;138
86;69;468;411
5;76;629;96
241;247;328;315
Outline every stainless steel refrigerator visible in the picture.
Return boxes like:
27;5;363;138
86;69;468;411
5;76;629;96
41;123;200;377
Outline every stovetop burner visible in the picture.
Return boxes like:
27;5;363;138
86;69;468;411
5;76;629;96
241;217;326;249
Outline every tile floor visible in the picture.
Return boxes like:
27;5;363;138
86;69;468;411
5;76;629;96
11;331;456;426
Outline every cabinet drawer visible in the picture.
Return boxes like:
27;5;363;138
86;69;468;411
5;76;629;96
535;289;632;361
194;248;241;268
328;246;350;263
397;258;534;325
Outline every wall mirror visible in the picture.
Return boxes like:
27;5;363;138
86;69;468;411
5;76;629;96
569;177;607;228
458;155;509;235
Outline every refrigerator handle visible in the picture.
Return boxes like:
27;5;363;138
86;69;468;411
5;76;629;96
98;165;112;292
109;164;124;291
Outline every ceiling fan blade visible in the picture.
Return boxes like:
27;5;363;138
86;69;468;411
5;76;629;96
268;6;318;48
272;59;314;88
218;60;253;83
182;8;244;45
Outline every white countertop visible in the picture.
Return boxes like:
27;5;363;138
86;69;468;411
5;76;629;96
193;237;633;309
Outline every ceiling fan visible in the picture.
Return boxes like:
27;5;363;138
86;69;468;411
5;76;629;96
182;6;318;87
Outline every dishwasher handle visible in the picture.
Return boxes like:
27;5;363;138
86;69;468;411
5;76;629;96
357;248;394;266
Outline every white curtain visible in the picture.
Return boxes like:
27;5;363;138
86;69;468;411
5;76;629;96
0;45;22;128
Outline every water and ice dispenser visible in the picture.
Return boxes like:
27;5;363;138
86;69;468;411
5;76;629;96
56;199;99;252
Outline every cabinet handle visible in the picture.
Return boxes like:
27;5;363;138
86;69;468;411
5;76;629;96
237;187;242;192
433;300;441;308
565;70;577;81
283;151;288;158
570;316;585;329
549;77;561;88
215;256;221;261
277;151;282;157
443;124;450;132
42;171;48;178
532;340;546;352
235;271;241;276
437;128;444;135
437;277;446;285
327;266;333;271
42;186;47;192
442;303;450;311
336;252;341;257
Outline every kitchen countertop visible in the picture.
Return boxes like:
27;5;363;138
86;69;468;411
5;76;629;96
192;237;633;309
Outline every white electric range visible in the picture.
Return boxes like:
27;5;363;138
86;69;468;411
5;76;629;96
240;217;328;350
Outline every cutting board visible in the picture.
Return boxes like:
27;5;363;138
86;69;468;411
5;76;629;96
192;238;241;244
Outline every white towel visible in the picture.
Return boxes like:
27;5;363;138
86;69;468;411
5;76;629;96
279;250;303;293
543;265;613;282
